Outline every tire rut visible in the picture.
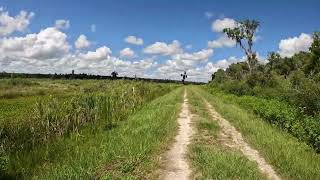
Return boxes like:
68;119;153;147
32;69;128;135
204;99;281;180
161;89;194;180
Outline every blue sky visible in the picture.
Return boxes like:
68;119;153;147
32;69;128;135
0;0;319;81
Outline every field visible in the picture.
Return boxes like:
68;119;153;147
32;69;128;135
1;78;320;179
0;78;181;179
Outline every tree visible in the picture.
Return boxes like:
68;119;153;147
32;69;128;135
223;20;260;74
111;71;118;78
181;71;187;84
266;52;281;73
226;62;249;80
212;69;227;83
306;31;320;75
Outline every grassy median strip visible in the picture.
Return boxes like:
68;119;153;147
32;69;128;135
197;86;320;180
187;87;264;179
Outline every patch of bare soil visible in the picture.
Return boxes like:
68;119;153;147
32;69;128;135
160;90;194;180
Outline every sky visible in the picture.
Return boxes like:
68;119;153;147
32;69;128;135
0;0;319;82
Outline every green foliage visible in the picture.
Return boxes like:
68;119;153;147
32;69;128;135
306;31;320;75
205;87;320;152
198;86;320;179
210;31;320;116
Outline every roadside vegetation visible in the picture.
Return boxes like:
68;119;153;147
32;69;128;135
209;19;320;152
197;86;320;179
0;79;180;179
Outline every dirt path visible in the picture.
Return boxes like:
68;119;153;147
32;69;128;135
162;89;194;180
204;100;281;180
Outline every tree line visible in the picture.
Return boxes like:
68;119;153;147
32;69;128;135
0;72;204;85
211;20;320;116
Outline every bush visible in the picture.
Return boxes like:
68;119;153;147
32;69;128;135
205;87;320;152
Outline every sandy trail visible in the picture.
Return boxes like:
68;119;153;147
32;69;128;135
162;89;194;180
204;100;281;180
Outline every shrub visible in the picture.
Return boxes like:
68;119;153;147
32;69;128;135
205;87;320;152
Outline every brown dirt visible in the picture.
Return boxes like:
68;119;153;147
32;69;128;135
160;90;194;180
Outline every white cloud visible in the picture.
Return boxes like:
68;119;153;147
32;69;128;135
0;8;253;82
208;35;236;48
155;54;247;82
143;40;182;56
79;46;112;61
55;19;70;29
0;27;70;60
125;35;143;45
0;8;34;36
119;47;135;58
278;33;313;57
75;34;90;49
212;18;237;32
156;49;214;81
173;49;213;62
90;24;96;32
0;8;157;78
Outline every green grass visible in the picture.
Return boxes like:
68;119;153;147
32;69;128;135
0;78;182;179
196;86;320;180
187;87;264;180
30;87;183;179
205;87;320;152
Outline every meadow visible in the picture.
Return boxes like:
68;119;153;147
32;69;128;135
0;78;181;179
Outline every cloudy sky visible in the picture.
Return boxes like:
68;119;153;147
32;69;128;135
0;0;319;82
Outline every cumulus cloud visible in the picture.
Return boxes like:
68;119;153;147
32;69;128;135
75;34;90;49
208;35;236;48
143;40;182;56
0;7;34;36
119;47;135;58
188;56;245;82
0;9;160;78
173;49;213;62
156;54;246;82
55;19;70;29
79;46;112;61
156;49;215;81
278;33;313;57
0;27;70;60
125;35;143;45
212;18;237;32
0;8;259;82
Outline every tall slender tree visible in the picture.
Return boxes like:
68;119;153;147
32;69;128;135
223;20;260;74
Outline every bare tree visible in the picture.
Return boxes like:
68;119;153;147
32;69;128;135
223;20;260;74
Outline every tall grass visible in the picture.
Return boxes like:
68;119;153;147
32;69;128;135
0;80;178;178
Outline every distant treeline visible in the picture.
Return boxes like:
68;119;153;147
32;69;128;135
0;72;205;85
